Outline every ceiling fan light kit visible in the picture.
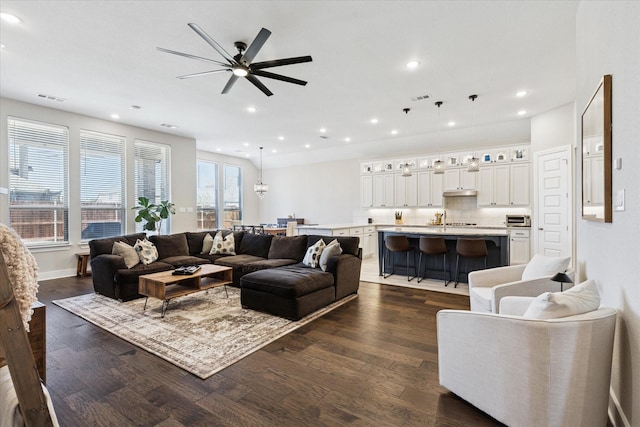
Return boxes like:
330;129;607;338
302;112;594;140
158;24;312;96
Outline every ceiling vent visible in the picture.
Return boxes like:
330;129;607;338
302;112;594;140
411;94;430;102
37;93;65;102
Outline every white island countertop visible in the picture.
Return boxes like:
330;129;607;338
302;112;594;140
378;226;509;236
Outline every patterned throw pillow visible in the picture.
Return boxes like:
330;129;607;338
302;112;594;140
319;239;342;271
134;238;159;265
302;239;326;268
201;233;214;254
210;232;236;255
112;241;140;269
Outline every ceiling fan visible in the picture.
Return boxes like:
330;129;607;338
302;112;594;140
157;24;312;97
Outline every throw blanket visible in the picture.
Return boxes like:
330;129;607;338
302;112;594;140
0;223;39;331
0;366;59;427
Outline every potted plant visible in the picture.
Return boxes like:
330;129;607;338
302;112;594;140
132;197;175;233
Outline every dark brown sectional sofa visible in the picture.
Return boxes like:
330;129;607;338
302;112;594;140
89;230;362;319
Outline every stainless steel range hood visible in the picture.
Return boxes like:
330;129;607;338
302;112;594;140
443;190;478;197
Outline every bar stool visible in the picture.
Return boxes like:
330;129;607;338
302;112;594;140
455;238;488;287
383;235;415;281
417;237;450;285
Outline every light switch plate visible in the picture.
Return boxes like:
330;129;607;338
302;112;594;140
615;189;625;211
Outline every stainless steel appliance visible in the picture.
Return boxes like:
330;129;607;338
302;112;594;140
506;215;531;227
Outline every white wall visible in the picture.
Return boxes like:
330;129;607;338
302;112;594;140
576;2;640;426
0;97;197;279
531;102;575;153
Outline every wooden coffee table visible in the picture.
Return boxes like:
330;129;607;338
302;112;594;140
138;264;233;317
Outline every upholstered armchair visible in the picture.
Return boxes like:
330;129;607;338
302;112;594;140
437;293;617;427
468;254;571;313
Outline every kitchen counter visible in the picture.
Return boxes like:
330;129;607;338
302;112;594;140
378;226;509;236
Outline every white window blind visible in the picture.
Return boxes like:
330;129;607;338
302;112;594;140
134;140;171;234
7;117;69;244
223;164;242;229
196;160;218;230
80;130;125;240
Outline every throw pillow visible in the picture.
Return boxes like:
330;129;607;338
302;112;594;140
134;238;158;265
523;279;601;319
201;233;214;254
210;232;236;255
521;254;571;281
112;241;140;268
319;239;343;271
303;239;326;268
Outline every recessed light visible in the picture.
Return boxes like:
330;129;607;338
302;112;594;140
304;144;311;148
406;60;420;70
245;153;250;157
278;136;284;141
448;121;456;127
111;113;120;119
517;110;527;116
370;118;378;124
0;43;5;49
391;129;398;135
271;149;277;153
216;148;222;152
344;137;351;142
160;123;178;129
0;12;22;24
243;142;250;147
516;90;527;97
247;106;256;113
319;128;327;133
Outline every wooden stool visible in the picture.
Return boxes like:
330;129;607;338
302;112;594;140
76;251;91;277
455;238;487;287
383;235;415;281
417;237;450;285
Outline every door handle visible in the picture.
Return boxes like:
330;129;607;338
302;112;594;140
538;227;544;231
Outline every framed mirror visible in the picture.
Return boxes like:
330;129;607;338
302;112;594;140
582;74;612;222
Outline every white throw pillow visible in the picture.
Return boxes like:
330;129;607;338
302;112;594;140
521;254;571;281
319;239;342;271
134;238;158;265
523;279;600;319
201;233;214;254
303;239;326;268
112;241;140;268
210;232;236;255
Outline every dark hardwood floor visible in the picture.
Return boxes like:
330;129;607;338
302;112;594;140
36;276;503;426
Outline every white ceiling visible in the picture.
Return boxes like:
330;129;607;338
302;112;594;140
0;1;578;169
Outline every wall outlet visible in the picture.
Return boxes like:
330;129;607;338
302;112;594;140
615;189;625;211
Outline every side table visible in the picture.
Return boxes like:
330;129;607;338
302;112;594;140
76;251;91;277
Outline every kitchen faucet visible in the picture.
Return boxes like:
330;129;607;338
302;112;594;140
442;210;447;229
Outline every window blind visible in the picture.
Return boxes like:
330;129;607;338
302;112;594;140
7;117;70;244
134;140;171;233
80;130;125;239
196;160;218;230
223;164;242;229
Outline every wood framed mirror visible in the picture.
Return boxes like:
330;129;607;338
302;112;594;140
581;74;612;222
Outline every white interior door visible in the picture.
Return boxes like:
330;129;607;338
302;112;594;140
534;146;572;261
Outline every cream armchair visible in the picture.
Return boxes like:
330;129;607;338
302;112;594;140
468;255;572;313
437;301;617;427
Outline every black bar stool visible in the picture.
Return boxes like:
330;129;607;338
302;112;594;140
383;235;415;281
455;238;488;287
417;237;450;285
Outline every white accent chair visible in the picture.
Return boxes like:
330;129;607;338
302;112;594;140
437;298;617;427
468;255;571;313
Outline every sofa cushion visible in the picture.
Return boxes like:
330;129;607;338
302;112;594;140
150;233;189;260
211;232;236;255
114;261;174;284
239;233;273;258
470;287;493;312
242;258;299;274
268;235;307;261
303;239;325;268
112;241;139;268
523;279;600;319
134;238;158;265
160;255;211;268
201;233;214;254
319;239;343;271
241;266;334;299
90;232;146;258
521;254;571;281
307;235;359;257
215;254;265;269
186;231;216;255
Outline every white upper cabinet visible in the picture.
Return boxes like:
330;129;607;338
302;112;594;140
361;175;373;207
509;163;530;206
372;174;394;207
394;173;418;207
418;171;444;207
478;163;531;207
444;168;477;191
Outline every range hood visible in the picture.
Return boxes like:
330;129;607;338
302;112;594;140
443;190;478;197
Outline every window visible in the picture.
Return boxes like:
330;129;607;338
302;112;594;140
134;140;170;234
7;117;69;244
223;164;242;228
196;160;218;230
80;130;125;240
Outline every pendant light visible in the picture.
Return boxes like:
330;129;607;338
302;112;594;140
467;94;480;172
433;101;445;174
254;146;269;198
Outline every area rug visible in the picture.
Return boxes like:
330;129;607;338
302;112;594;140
53;287;357;379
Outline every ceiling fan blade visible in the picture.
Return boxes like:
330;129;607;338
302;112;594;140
246;75;273;96
251;56;313;70
240;28;271;65
251;70;307;86
156;47;229;67
178;69;231;79
187;23;236;65
221;74;240;94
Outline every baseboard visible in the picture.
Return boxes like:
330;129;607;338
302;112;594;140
609;388;631;427
38;268;77;281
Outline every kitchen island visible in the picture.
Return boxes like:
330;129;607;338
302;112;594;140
377;227;510;283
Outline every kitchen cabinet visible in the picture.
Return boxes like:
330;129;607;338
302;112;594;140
351;226;376;258
394;173;418;207
372;174;394;207
361;175;373;207
509;229;531;265
478;163;530;207
509;163;530;206
417;171;444;207
444;168;477;191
